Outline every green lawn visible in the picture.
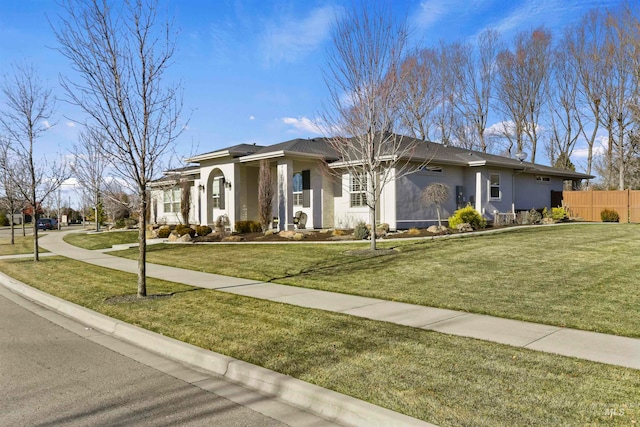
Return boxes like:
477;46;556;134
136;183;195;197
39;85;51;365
108;224;640;337
63;230;139;250
0;234;46;255
0;256;637;427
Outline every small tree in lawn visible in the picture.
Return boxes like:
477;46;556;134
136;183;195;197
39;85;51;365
258;159;273;232
55;0;184;297
422;183;450;228
322;2;428;250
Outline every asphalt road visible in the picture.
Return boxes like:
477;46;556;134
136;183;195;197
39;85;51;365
0;290;313;427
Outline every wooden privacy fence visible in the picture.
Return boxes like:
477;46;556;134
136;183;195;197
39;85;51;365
559;190;640;223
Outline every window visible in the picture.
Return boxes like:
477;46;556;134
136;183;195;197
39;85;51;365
212;177;224;209
350;173;367;207
163;188;180;213
293;172;303;206
535;175;551;183
489;173;500;200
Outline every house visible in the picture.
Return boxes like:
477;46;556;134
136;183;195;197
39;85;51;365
149;135;592;231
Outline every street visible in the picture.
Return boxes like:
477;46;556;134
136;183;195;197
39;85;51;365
0;288;327;426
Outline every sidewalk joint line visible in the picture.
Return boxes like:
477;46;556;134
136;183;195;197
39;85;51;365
522;327;564;348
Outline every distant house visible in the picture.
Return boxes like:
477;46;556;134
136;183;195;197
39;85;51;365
149;134;592;231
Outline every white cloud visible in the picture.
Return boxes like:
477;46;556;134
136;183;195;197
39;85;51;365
249;115;255;121
572;136;608;158
281;116;326;135
66;121;76;128
412;0;452;30
261;5;339;66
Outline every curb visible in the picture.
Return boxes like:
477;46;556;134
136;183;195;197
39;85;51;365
0;272;435;427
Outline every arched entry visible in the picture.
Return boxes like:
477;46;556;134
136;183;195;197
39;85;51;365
206;168;226;224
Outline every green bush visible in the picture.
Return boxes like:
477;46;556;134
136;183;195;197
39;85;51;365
0;210;9;227
157;227;171;238
448;205;486;230
551;207;568;221
249;221;262;233
354;221;370;240
175;224;195;237
195;225;212;236
600;208;620;222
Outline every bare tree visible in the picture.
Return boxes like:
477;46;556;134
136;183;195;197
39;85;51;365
322;2;427;250
0;63;66;261
421;183;450;227
546;40;583;169
0;137;24;244
54;0;184;297
258;159;273;232
495;28;552;162
451;30;501;152
71;128;107;231
398;47;439;140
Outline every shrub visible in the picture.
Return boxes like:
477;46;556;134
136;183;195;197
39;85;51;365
528;208;542;224
448;205;486;230
175;224;196;237
551;207;568;221
114;218;126;228
234;220;261;233
601;209;620;222
157;227;171;238
354;221;370;240
407;227;420;235
195;225;212;236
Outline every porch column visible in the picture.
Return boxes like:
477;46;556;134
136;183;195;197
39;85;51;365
277;159;294;230
475;171;482;213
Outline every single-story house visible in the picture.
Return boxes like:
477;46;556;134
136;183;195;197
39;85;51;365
149;134;592;231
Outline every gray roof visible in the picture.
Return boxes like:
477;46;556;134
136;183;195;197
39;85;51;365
188;134;592;180
190;143;264;160
249;137;340;160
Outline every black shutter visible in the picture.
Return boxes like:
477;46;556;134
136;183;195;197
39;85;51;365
219;178;225;209
302;170;311;208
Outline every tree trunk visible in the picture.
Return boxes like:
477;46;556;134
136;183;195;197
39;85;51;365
32;218;39;262
369;204;377;251
137;195;147;297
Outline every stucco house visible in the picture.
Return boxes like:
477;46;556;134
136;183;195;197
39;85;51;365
149;134;591;231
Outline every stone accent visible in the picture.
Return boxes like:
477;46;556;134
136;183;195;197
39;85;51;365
222;235;244;242
427;225;449;234
456;223;473;232
279;230;296;239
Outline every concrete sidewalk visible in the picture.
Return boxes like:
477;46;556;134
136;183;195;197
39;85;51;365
35;230;640;370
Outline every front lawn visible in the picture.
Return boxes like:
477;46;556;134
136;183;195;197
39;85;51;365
63;230;139;250
110;224;640;337
0;234;45;256
0;256;638;427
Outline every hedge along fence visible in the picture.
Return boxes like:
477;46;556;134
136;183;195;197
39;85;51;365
561;190;640;223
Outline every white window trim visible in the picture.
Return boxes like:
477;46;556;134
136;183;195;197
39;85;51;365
418;165;443;175
163;188;180;213
489;173;501;201
535;175;551;184
212;177;222;209
350;173;367;208
293;172;303;206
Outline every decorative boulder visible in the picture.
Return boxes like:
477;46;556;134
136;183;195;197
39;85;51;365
222;235;244;242
293;232;304;241
456;223;473;232
279;230;296;239
427;225;448;234
176;233;192;243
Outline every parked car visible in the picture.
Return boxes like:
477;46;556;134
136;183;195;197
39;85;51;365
37;218;58;230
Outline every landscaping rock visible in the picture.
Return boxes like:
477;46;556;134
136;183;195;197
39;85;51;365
176;233;192;243
167;232;178;242
264;229;275;236
457;223;473;232
279;230;296;239
145;229;158;239
293;232;304;241
222;235;244;242
427;225;449;234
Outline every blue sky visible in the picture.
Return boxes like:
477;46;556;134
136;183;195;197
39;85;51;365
0;0;626;170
